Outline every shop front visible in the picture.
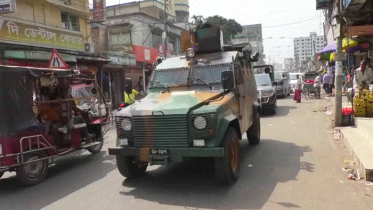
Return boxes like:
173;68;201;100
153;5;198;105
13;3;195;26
100;53;136;109
132;45;159;91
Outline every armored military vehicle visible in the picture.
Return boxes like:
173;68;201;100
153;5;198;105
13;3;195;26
109;24;261;184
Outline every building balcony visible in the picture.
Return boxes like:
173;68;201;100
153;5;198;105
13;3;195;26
46;0;90;18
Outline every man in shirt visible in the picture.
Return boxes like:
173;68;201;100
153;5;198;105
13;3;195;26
314;73;322;99
323;72;331;94
124;83;143;107
355;60;373;90
329;71;335;96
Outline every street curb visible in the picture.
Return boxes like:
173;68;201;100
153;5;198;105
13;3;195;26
336;127;373;182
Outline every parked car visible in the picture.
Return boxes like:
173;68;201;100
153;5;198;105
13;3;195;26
274;71;291;98
255;74;277;115
290;73;303;92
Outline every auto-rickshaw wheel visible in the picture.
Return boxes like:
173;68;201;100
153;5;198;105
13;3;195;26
16;150;49;186
87;137;104;154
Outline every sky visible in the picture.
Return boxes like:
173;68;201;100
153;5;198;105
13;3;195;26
102;0;325;65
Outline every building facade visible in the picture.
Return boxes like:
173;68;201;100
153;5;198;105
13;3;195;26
284;58;294;71
293;32;325;71
92;0;184;107
0;0;104;72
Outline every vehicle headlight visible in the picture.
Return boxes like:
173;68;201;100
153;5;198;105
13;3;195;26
262;90;274;97
186;48;195;58
194;116;207;130
121;118;132;131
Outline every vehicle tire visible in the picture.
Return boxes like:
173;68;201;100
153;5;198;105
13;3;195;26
116;156;147;178
0;172;4;178
16;150;49;186
287;88;291;96
247;110;261;145
269;101;277;115
87;136;104;154
214;127;240;184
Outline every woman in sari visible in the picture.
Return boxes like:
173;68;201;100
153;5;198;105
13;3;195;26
293;75;302;103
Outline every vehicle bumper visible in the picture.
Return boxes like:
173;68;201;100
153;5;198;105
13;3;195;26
260;95;276;108
276;88;285;96
108;147;225;163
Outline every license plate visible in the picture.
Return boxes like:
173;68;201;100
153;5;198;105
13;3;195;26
150;149;170;155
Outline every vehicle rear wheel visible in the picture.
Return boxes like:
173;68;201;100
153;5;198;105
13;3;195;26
116;156;147;178
214;127;240;184
16;150;49;186
247;110;261;145
87;136;104;154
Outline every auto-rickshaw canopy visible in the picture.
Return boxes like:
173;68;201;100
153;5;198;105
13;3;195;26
0;65;75;137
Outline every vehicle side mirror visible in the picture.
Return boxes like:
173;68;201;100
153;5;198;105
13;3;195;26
272;81;278;86
125;78;133;94
91;88;97;95
221;71;234;90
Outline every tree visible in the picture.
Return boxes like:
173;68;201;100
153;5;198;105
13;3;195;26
205;15;243;44
191;15;205;25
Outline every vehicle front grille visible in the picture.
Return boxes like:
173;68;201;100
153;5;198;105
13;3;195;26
276;89;283;95
132;115;188;148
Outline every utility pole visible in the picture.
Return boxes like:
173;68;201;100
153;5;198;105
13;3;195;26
163;0;168;58
334;0;344;127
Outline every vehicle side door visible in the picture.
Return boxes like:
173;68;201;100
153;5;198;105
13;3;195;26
235;60;252;134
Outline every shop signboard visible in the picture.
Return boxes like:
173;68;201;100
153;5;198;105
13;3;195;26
93;0;105;22
0;0;15;13
0;17;84;51
133;45;159;63
316;0;333;10
108;55;136;66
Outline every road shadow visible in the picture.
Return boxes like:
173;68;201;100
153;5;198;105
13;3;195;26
119;139;313;210
261;105;297;118
0;148;116;210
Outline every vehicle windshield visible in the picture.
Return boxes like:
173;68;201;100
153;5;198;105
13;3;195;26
290;74;298;80
71;84;96;107
274;72;283;80
305;74;317;80
255;74;271;86
149;63;231;89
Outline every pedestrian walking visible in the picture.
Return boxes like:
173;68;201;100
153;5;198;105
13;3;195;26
329;71;335;96
314;73;322;99
323;72;331;94
293;75;302;103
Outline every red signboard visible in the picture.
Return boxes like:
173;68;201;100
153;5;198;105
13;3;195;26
132;45;159;63
93;0;105;21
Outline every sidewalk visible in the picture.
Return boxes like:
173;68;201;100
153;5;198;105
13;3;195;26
332;95;373;181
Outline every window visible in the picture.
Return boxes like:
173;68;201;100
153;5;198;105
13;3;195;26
61;13;80;31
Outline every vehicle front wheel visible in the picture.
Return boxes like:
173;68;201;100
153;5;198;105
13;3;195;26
87;136;104;154
269;101;277;115
16;150;49;186
116;156;147;178
214;127;240;184
247;110;261;145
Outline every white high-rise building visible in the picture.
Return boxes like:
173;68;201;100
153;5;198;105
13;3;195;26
293;32;324;71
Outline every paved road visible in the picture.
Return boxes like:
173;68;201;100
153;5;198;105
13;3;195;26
1;97;372;210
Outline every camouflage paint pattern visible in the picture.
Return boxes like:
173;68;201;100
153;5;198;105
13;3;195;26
112;51;258;163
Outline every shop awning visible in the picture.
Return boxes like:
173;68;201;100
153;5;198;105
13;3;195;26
4;50;77;62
